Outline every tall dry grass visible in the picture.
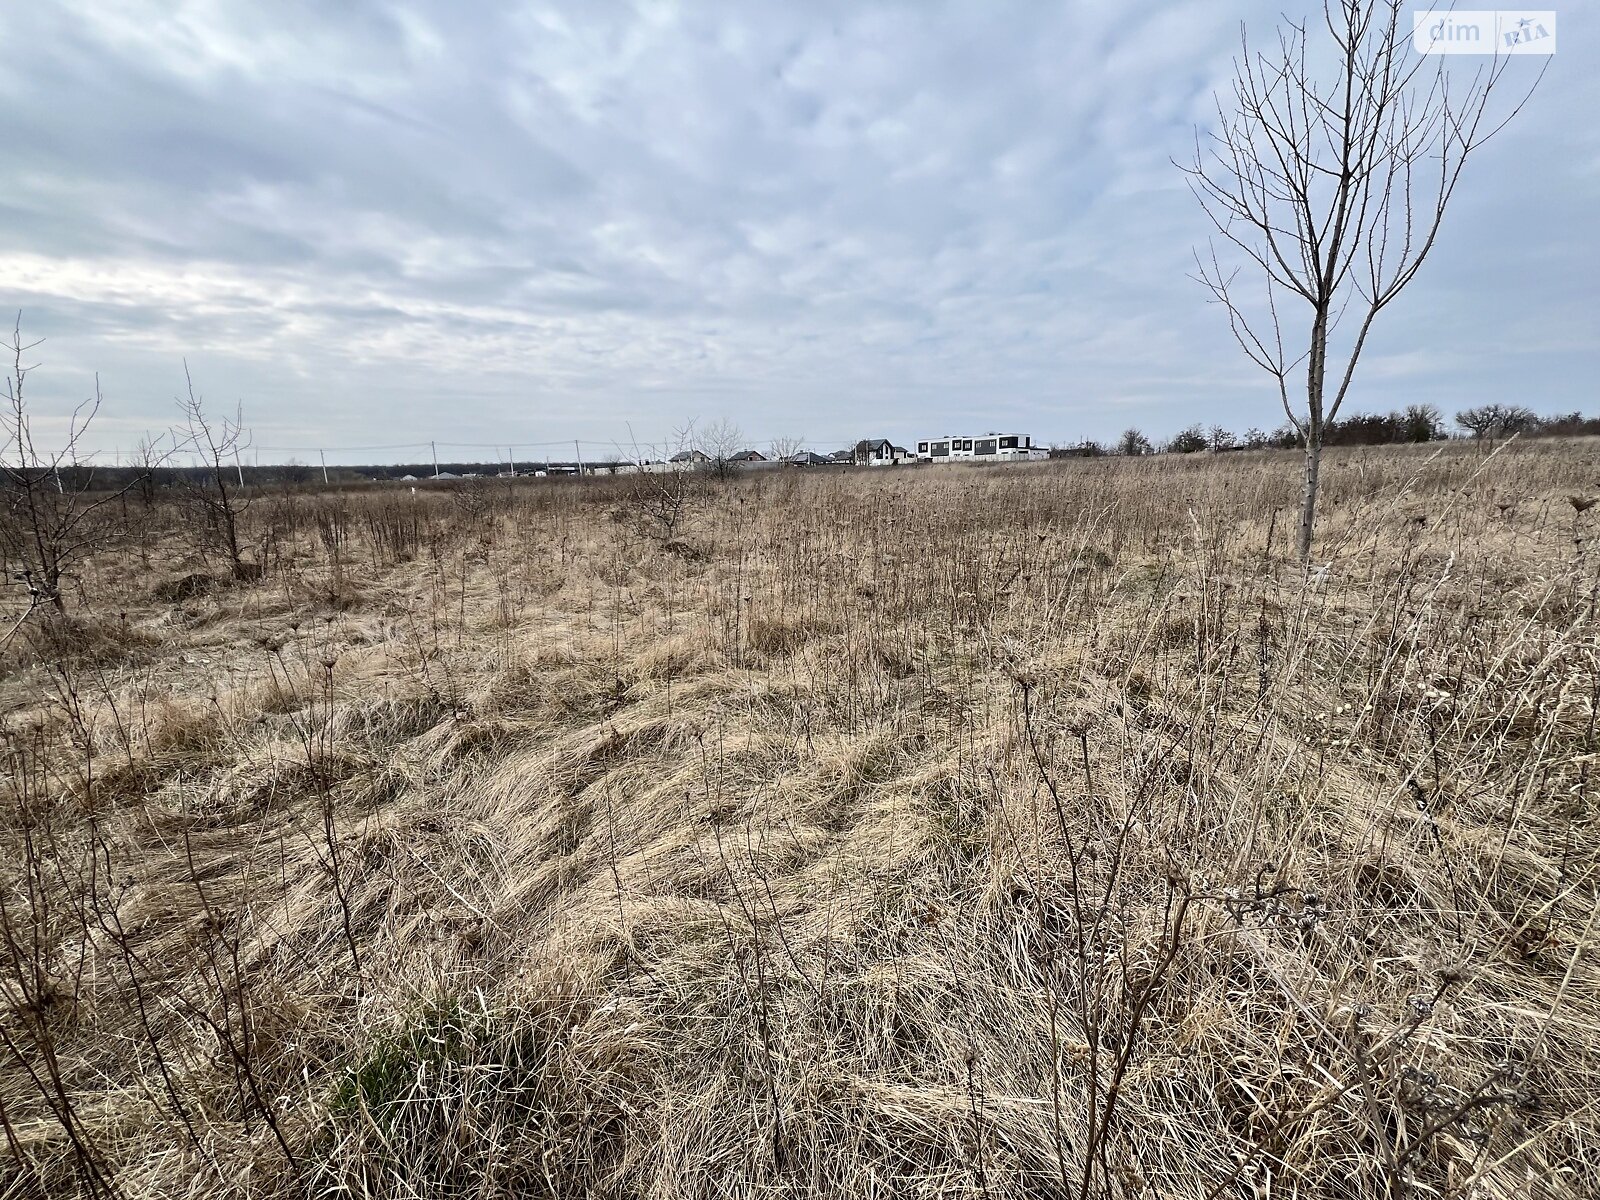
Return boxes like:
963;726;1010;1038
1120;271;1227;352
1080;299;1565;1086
2;441;1598;1199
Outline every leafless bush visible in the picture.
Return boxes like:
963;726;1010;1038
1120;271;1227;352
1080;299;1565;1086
0;320;147;633
171;370;255;582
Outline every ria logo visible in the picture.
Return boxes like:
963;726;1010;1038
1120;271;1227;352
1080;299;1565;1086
1502;14;1554;48
1412;10;1557;55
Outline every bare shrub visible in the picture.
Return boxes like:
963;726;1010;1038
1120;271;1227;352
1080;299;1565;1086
171;370;256;582
0;320;147;630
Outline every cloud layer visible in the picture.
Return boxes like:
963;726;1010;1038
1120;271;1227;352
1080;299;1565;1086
1;1;1592;459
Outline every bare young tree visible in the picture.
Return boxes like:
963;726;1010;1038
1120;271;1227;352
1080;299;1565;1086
768;435;806;462
621;420;700;546
699;418;745;481
1184;0;1541;561
173;366;255;580
0;318;147;630
130;433;168;508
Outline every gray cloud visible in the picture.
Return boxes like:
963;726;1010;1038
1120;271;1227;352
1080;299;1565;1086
0;0;1592;459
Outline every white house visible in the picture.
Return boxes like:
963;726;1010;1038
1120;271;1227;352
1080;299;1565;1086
854;438;913;466
916;434;1049;463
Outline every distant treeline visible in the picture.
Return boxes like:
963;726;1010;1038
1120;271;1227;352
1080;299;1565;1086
1063;404;1600;457
11;404;1598;492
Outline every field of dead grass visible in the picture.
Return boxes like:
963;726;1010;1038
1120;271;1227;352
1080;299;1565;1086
3;440;1599;1199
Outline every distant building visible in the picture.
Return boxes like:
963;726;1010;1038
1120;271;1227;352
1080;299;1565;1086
669;449;709;464
915;434;1048;463
785;451;835;467
728;449;768;463
854;438;913;466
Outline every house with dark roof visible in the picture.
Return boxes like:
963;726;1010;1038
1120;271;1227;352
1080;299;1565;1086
853;438;913;467
785;451;835;467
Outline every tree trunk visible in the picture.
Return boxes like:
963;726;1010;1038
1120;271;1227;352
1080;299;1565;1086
1298;299;1330;565
212;471;244;579
1296;438;1321;564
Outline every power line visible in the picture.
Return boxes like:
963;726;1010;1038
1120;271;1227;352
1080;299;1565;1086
253;441;432;453
251;438;664;454
256;435;893;453
240;430;955;466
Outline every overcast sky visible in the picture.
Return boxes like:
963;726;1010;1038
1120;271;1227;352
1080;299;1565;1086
1;2;1592;462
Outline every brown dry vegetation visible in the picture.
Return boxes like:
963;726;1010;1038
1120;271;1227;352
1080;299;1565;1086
2;442;1599;1199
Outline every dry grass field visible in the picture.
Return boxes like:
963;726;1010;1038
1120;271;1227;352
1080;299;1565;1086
3;441;1599;1199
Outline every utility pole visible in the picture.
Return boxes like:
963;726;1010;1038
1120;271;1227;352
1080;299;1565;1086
319;449;329;485
233;448;245;488
432;440;439;478
508;446;516;477
574;439;584;479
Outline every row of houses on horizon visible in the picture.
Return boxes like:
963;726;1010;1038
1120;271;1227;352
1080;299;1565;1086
662;440;910;468
398;432;1049;480
644;432;1051;471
